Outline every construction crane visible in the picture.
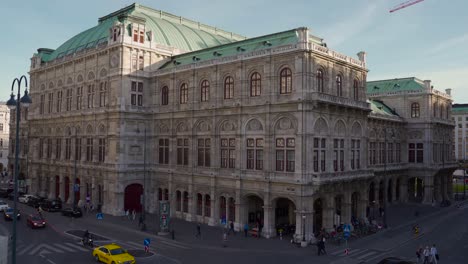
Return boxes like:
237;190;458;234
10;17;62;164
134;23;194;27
389;0;425;13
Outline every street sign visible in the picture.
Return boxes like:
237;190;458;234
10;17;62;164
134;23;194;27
96;213;103;220
73;184;80;192
221;217;227;225
343;224;351;240
144;238;151;246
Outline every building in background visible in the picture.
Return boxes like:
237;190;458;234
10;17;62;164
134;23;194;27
11;3;457;240
452;104;468;161
0;103;9;175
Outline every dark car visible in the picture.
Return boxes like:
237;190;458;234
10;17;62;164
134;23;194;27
61;207;83;217
7;191;26;201
27;214;46;228
4;208;21;221
27;196;47;208
0;188;13;198
377;257;416;264
41;199;62;212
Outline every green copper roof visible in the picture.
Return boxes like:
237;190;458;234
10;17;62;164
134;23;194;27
453;104;468;112
367;77;425;94
38;3;246;62
369;100;399;117
159;28;301;70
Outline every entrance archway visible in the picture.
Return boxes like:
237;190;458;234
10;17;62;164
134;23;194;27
408;177;424;202
55;176;60;198
368;182;375;204
64;177;70;202
246;195;264;225
313;198;323;235
351;192;360;219
124;184;143;212
274;198;296;236
387;179;393;203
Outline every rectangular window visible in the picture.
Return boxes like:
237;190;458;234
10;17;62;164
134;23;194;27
65;138;71;160
138;55;144;70
98;138;106;162
396;143;401;163
48;93;53;113
56;91;62;112
247;138;263;170
333;139;344;171
47;138;52;159
416;143;424;163
86;138;93;162
313;138;326;172
99;82;107;107
131;81;143;106
40;94;45;114
66;89;72;111
132;54;137;70
275;138;295;172
158;139;169;164
75;138;82;161
55;138;61;160
388;143;394;163
379;142;385;164
177;138;189;165
197;139;211;167
76;86;83;110
221;138;236;168
351;139;360;169
87;84;95;109
408;143;415;163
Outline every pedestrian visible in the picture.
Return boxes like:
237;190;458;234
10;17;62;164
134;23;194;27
244;223;249;237
132;209;136;221
125;209;130;220
138;215;144;228
430;244;438;264
317;238;324;256
196;223;201;238
423;246;430;264
320;237;327;255
228;221;235;235
416;246;423;263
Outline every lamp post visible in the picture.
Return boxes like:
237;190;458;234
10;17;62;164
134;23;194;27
6;75;32;264
136;126;146;230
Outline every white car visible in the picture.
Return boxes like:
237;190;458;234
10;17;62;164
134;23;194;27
18;194;35;204
0;201;8;212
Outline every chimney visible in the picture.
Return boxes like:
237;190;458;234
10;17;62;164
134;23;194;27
357;51;367;64
423;80;431;90
445;88;452;95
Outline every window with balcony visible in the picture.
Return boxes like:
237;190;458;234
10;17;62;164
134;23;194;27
247;138;263;170
221;138;236;168
313;138;326;172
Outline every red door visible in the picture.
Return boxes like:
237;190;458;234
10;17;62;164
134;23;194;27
55;176;60;198
124;184;143;212
64;177;70;202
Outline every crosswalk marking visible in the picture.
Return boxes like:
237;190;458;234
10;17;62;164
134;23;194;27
54;243;77;252
17;244;34;255
28;244;64;255
64;242;89;252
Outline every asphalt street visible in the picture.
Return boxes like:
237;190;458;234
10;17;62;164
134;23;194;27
1;198;468;264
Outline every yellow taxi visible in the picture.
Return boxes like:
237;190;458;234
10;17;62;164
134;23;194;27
92;243;136;264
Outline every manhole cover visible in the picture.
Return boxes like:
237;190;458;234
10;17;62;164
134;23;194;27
65;230;109;241
128;249;154;258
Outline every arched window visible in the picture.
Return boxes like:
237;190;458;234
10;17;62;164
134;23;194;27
336;74;343;97
280;68;292;94
353;79;359;100
433;102;438;117
200;80;210;102
161;86;169;105
224;76;234;99
250;72;261;96
180;83;188;104
411;103;420;118
439;103;444;118
317;69;324;92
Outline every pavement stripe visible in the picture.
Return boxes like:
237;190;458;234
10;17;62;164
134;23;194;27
160;240;190;249
125;241;145;249
53;243;76;252
356;250;378;260
64;242;89;252
18;244;35;255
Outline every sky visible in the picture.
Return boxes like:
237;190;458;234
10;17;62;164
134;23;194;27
1;0;467;103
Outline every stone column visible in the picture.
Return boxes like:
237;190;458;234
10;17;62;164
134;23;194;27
209;189;217;226
342;193;352;225
400;180;408;203
201;194;205;222
359;192;368;220
447;174;454;200
59;176;66;202
67;178;73;204
422;176;433;204
391;180;397;203
323;196;335;231
442;174;449;201
262;205;274;238
187;185;195;222
234;190;242;231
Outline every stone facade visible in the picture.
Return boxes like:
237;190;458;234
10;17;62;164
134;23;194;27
9;4;456;241
0;103;9;173
452;104;468;161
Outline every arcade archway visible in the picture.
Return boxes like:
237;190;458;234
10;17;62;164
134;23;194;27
408;177;424;202
124;183;143;212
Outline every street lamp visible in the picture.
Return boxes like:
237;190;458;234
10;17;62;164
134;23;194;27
6;75;32;264
136;126;146;230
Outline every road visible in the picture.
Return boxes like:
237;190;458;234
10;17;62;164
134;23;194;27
1;199;468;264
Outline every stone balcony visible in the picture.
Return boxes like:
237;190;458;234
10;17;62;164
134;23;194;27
310;92;370;111
309;169;374;184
